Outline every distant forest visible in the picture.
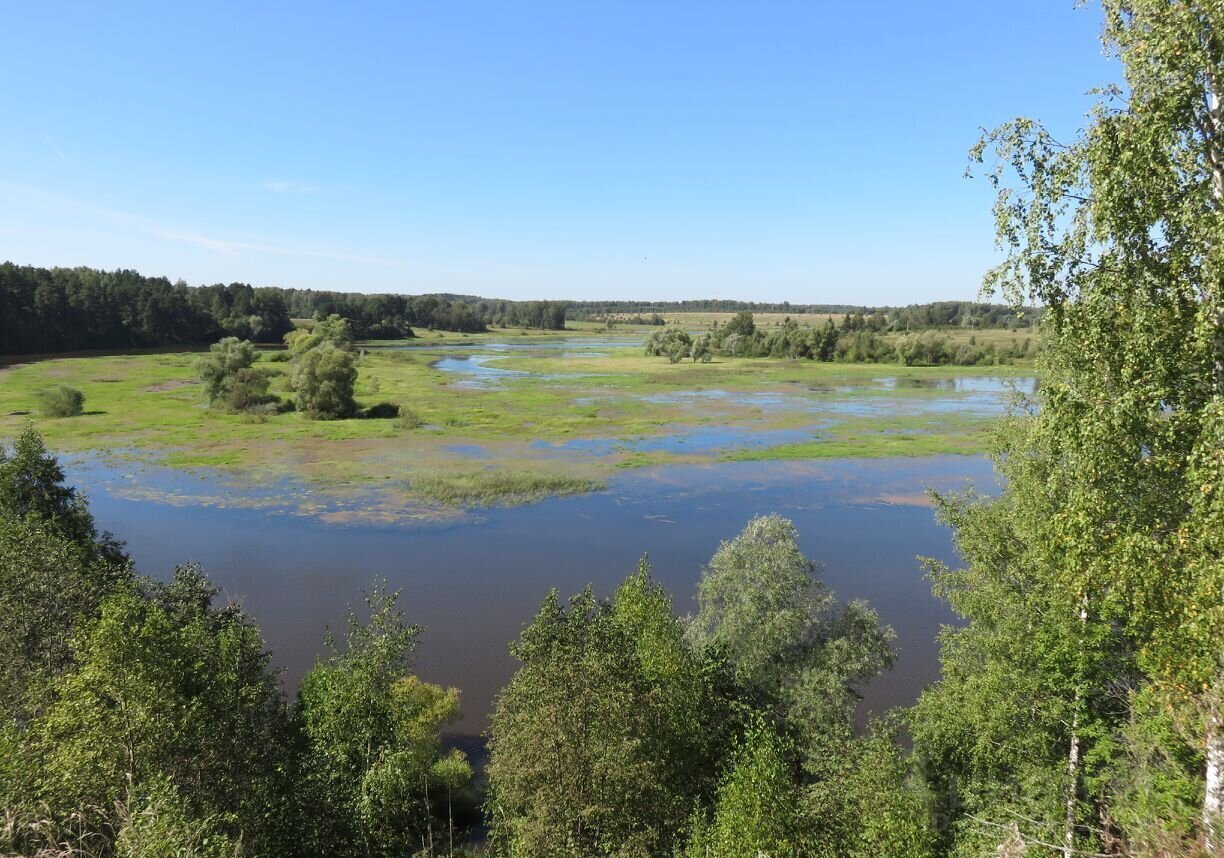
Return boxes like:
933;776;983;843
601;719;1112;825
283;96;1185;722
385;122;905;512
0;261;1037;356
0;263;567;355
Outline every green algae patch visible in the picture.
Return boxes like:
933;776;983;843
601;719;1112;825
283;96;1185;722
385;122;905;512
409;470;604;507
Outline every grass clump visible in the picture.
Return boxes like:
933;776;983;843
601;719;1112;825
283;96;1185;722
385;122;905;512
410;470;603;507
395;406;423;429
36;385;85;417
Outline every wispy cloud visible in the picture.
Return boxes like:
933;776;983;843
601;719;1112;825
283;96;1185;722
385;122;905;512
41;133;69;164
0;180;401;268
263;180;318;194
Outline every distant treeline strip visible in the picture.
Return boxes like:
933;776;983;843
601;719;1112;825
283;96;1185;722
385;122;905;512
572;299;1041;330
0;263;568;355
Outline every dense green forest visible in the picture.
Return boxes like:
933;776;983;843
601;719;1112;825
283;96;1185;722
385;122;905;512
0;264;570;354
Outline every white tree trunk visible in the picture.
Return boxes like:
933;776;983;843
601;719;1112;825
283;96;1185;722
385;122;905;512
1206;688;1224;853
1204;77;1224;853
1064;717;1081;858
1063;594;1088;858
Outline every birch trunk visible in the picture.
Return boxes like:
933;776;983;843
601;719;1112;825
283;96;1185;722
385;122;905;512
1063;594;1088;858
1206;700;1223;852
1205;78;1224;855
1063;715;1082;858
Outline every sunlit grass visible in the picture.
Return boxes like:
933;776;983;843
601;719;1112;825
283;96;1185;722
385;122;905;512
0;338;1034;513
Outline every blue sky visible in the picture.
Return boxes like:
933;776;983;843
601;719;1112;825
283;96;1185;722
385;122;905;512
1;2;1115;304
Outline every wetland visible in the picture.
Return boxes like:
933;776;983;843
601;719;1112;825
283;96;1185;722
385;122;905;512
1;327;1031;739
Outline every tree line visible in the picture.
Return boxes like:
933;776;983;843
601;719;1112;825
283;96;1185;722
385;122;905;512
573;299;1042;330
0;264;569;355
646;312;1035;366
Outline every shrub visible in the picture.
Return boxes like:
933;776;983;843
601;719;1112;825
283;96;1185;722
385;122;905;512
395;406;423;429
220;367;276;412
290;342;357;419
196;338;257;404
36;385;85;418
644;328;693;357
362;401;400;419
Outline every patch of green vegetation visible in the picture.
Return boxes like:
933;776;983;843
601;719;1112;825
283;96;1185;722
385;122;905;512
0;340;1034;517
726;428;993;461
409;470;604;506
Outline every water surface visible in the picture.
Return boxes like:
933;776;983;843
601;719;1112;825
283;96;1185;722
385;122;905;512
68;454;997;746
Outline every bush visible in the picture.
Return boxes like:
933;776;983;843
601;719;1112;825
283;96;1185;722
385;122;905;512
220;367;276;412
36;385;85;418
290;342;357;419
362;401;400;419
196;338;257;404
644;328;693;357
264;350;290;363
395;406;423;429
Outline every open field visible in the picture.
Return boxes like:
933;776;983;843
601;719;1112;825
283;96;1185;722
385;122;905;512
0;331;1035;520
651;311;842;327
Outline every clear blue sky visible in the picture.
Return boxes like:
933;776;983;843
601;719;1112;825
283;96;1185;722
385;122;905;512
1;2;1116;304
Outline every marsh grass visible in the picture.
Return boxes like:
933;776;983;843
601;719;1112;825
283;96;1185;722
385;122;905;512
0;341;1030;514
410;470;603;506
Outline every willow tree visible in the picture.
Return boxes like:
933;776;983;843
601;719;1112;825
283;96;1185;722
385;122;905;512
915;2;1223;854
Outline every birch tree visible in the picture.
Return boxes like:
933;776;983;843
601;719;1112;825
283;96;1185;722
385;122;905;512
919;1;1224;852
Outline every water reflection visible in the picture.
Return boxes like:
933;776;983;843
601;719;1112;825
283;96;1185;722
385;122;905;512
68;455;999;744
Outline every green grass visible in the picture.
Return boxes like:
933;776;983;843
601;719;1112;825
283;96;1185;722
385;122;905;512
408;470;605;507
0;338;1034;518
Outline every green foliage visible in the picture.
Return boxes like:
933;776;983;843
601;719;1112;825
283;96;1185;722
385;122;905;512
0;515;130;720
723;311;756;338
688;514;894;760
408;470;602;506
682;722;799;858
36;384;85;418
691;333;713;363
644;327;693;358
34;567;295;854
114;776;240;858
297;584;469;857
362;401;401;419
290;340;358;419
0;424;124;560
395;404;423;429
195;336;257;401
802;719;936;858
915;2;1224;852
285;313;355;356
486;563;730;857
194;337;277;412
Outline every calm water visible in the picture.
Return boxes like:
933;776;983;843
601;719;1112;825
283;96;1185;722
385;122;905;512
66;454;999;746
